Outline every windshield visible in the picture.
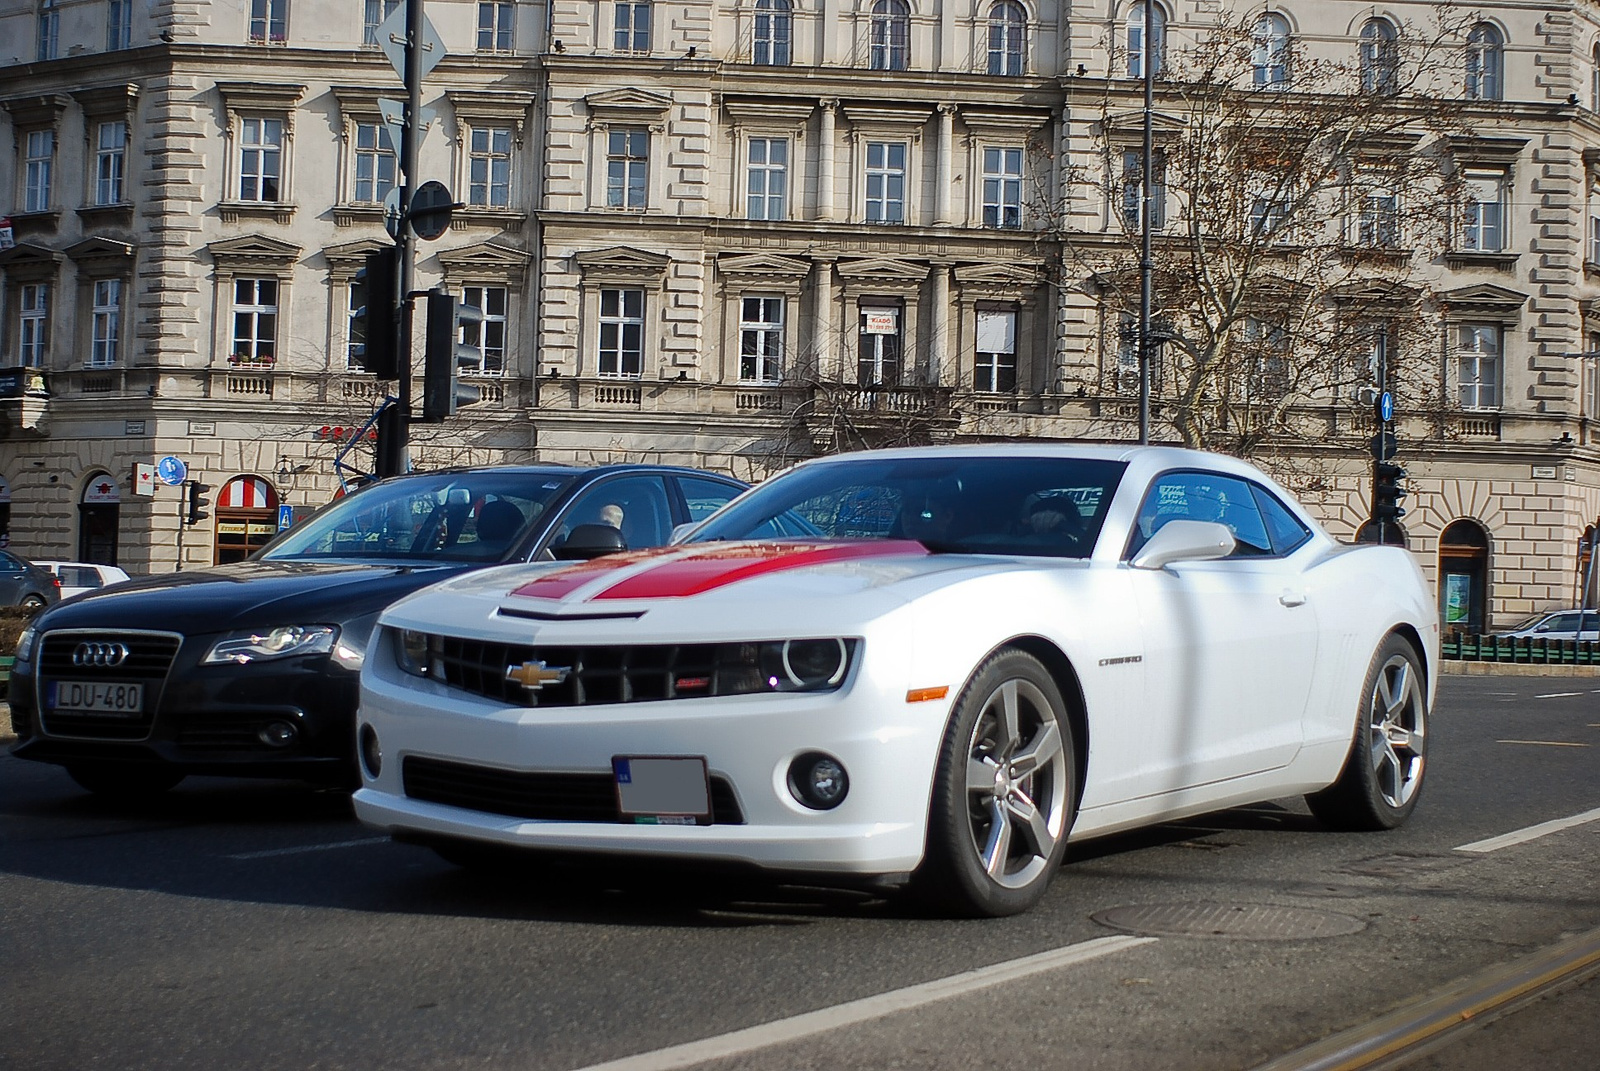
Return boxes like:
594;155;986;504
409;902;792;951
689;455;1127;558
259;471;575;563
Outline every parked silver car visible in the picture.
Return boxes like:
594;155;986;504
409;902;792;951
1495;608;1600;642
0;551;62;613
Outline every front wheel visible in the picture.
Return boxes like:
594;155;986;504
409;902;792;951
66;763;185;799
1306;634;1428;831
913;650;1076;918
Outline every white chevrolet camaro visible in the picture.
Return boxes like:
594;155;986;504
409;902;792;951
353;445;1438;917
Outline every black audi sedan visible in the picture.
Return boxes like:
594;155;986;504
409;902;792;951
7;464;747;797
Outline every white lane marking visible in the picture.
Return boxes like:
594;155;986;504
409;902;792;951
1534;692;1584;699
564;934;1156;1071
1455;806;1600;854
1496;740;1589;748
226;836;389;860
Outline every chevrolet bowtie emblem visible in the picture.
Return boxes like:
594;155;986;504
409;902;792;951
505;660;571;690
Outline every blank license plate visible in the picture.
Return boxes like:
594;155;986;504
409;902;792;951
613;756;711;825
48;680;144;717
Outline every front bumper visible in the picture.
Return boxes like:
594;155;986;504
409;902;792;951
353;644;950;876
8;629;358;782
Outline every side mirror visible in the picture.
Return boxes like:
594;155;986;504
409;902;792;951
1131;519;1237;570
669;522;697;544
553;523;628;561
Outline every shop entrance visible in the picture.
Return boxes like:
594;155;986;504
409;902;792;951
213;475;279;565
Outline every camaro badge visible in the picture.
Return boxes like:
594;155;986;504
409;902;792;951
505;660;571;690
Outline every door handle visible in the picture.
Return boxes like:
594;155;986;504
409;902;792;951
1279;590;1308;607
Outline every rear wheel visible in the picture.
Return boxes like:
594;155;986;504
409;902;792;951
19;594;46;614
66;763;185;799
1306;634;1428;831
913;650;1076;918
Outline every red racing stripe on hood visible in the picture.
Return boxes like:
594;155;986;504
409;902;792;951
508;547;680;601
591;540;928;600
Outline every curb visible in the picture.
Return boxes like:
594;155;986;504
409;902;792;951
1440;661;1600;677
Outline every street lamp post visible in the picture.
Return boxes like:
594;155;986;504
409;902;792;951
1138;0;1156;445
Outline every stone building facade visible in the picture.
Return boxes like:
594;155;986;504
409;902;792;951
2;0;1600;631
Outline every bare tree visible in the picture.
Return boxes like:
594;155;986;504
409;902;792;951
1061;9;1483;457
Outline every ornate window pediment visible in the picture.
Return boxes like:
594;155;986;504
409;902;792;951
446;90;536;143
207;235;301;274
717;253;812;280
575;246;670;284
0;93;70;129
954;262;1043;292
0;242;64;282
438;241;532;287
836;257;928;286
65;238;135;275
323;238;391;280
1438;282;1526;316
584;88;673;128
72;83;139;121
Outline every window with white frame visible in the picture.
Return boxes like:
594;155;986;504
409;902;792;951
107;0;132;50
90;279;121;367
1359;19;1399;95
983;146;1024;229
346;279;366;368
865;141;907;223
746;137;788;220
607;127;649;209
1455;323;1502;409
870;0;909;71
614;1;650;52
363;0;397;44
468;126;512;207
1590;177;1600;264
975;308;1017;392
739;296;784;382
460;285;506;375
38;0;59;61
1242;316;1289;395
19;285;48;367
987;1;1026;76
1461;170;1507;252
238;117;284;202
249;0;287;44
1355;170;1400;248
753;0;791;65
1593;44;1600;112
598;288;645;377
1121;148;1166;231
353;121;396;204
857;304;901;385
96;121;127;205
1127;2;1164;79
1247;172;1292;239
24;130;53;213
1252;13;1291;87
231;277;279;365
1465;23;1503;101
477;2;513;52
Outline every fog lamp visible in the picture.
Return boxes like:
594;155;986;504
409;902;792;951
259;720;298;748
788;751;849;810
359;724;382;779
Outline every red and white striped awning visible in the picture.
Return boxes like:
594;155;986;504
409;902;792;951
218;475;277;510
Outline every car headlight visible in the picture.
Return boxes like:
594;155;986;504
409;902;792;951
202;625;339;665
716;639;857;695
396;628;443;678
14;622;38;664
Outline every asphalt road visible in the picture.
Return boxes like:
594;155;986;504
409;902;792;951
2;673;1597;1071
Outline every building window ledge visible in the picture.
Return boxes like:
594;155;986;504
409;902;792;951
1444;250;1520;273
332;203;390;228
77;204;134;228
218;201;296;225
451;206;528;230
1338;246;1413;268
6;210;61;236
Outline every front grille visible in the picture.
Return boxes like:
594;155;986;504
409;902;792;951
36;630;181;740
433;638;772;708
403;755;745;825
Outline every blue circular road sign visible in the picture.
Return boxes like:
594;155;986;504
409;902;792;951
1378;391;1394;423
156;455;188;486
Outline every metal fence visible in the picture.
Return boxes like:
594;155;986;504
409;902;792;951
1442;633;1600;665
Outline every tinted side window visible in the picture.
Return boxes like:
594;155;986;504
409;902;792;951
1251;484;1312;555
558;475;674;550
1130;471;1273;558
0;552;23;573
60;566;102;588
677;476;742;521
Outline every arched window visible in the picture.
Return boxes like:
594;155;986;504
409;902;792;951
870;0;910;71
1465;23;1503;101
1591;43;1600;110
1127;2;1165;79
1252;12;1291;87
753;0;791;66
1359;19;1399;95
987;1;1026;76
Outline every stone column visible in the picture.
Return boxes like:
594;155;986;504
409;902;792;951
935;104;956;226
817;99;839;221
811;259;837;380
929;263;951;385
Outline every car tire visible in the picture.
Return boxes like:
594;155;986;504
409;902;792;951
1306;634;1428;832
66;764;185;798
19;594;46;614
913;649;1076;918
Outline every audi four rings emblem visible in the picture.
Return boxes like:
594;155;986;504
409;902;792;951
72;642;131;668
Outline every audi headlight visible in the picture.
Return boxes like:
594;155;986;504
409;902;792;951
14;622;38;664
202;625;339;665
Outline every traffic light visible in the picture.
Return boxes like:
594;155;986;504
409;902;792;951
186;480;212;525
1373;460;1407;524
351;250;399;379
422;289;484;422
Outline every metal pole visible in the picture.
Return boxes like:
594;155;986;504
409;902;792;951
381;0;424;477
1138;0;1155;445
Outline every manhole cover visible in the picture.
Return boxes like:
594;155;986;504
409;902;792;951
1335;852;1471;879
1092;902;1367;940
